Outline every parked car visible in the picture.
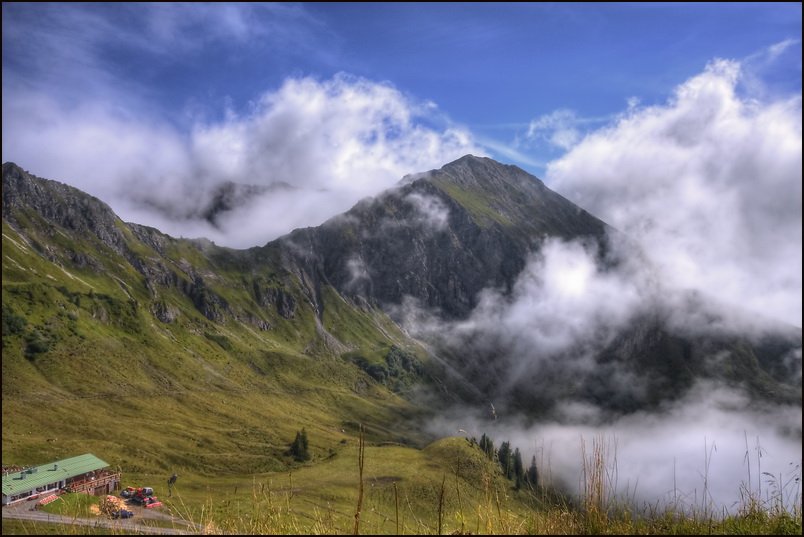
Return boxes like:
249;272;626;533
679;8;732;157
126;487;155;503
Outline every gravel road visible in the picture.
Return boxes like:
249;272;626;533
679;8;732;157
2;497;205;535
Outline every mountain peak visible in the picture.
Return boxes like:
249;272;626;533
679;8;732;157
404;155;607;241
437;154;540;187
442;153;507;168
400;154;540;190
443;153;491;167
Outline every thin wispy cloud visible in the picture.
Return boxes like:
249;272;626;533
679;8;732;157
520;109;613;152
1;2;334;123
766;38;800;60
474;136;548;170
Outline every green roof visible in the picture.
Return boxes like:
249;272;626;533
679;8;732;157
2;454;110;496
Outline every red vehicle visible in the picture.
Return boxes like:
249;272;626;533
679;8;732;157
124;487;155;504
143;498;163;508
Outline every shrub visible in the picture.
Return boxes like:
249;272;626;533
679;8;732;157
2;304;27;336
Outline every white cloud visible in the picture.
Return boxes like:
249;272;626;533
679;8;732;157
547;59;803;328
396;236;670;417
345;256;371;291
461;238;644;359
190;74;477;192
402;192;450;232
3;74;480;248
411;234;801;513
4;4;482;248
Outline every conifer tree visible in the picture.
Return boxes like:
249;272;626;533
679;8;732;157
513;447;525;489
527;455;539;489
498;441;513;479
288;428;311;462
479;433;495;461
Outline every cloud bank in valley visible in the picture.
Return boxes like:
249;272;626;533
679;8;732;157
426;383;802;516
417;235;801;513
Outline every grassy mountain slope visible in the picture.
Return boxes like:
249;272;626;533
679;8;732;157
2;163;432;478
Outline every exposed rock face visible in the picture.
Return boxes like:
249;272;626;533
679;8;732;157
272;289;297;319
251;280;297;319
150;301;180;323
2;162;128;256
277;155;610;319
1;162;283;331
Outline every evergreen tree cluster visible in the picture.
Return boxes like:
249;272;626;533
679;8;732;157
476;432;539;490
287;428;311;462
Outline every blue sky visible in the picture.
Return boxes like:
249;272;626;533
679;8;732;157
2;2;802;327
3;3;800;175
